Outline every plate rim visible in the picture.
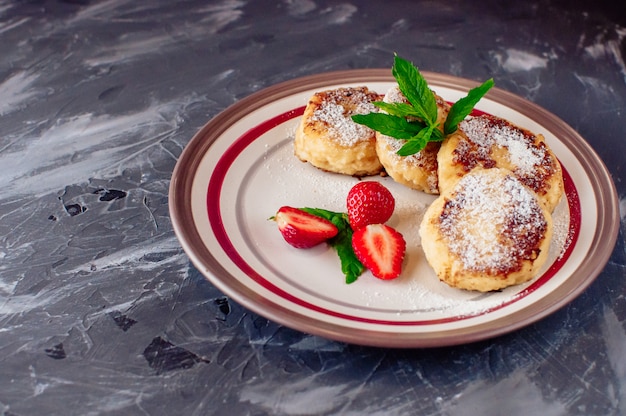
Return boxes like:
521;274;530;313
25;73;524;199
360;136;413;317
169;69;620;348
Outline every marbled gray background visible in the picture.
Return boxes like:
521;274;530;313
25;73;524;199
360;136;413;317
0;1;625;415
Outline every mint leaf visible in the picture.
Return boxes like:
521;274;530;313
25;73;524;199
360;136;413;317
392;55;438;124
397;125;442;156
300;207;365;284
372;101;423;119
351;55;494;157
444;78;494;135
351;113;425;140
333;229;363;284
397;135;429;157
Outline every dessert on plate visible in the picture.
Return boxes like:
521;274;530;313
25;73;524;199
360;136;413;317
287;56;564;291
419;167;553;292
375;85;450;194
294;86;384;177
437;114;564;211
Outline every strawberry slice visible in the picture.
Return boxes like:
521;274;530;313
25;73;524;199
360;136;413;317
352;223;406;280
274;206;339;248
346;181;395;230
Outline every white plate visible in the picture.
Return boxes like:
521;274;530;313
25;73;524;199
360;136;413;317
169;69;620;347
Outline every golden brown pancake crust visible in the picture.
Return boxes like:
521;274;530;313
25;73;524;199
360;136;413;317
438;114;564;211
419;168;553;292
294;87;383;177
375;86;450;194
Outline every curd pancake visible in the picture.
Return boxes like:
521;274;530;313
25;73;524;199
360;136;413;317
437;114;564;212
419;167;553;292
375;85;450;194
294;86;383;177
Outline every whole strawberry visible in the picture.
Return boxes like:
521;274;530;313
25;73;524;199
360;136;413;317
274;206;338;248
346;181;395;230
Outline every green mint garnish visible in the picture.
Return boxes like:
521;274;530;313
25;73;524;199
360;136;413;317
300;207;364;284
352;54;494;156
351;112;426;140
392;55;439;124
443;78;494;135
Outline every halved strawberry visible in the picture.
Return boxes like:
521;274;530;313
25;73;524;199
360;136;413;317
352;223;406;280
346;181;395;230
274;206;339;248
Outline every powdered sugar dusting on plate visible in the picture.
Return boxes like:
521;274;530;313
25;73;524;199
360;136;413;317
252;110;571;321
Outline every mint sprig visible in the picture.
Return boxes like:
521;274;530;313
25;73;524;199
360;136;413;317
392;55;438;124
444;78;495;135
352;55;493;156
300;207;364;284
351;112;425;140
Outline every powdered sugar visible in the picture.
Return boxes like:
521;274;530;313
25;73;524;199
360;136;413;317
439;170;547;274
459;115;546;176
310;87;379;147
383;85;407;105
